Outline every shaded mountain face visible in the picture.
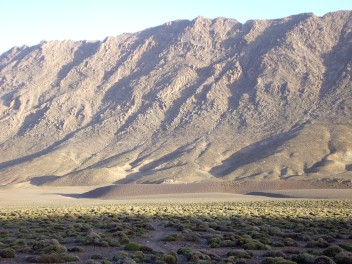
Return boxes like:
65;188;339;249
0;11;352;186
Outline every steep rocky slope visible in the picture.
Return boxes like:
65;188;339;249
0;11;351;186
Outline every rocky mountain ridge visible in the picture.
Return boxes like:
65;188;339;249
0;11;351;186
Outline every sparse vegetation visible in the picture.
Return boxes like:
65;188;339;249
0;200;350;263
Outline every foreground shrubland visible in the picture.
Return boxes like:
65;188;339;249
0;200;351;263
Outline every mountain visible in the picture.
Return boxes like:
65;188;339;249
0;11;352;186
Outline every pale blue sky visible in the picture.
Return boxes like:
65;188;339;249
1;0;351;53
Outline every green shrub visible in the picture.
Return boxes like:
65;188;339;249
0;248;16;258
99;240;109;247
139;245;155;254
90;253;103;259
177;247;192;257
177;247;211;262
293;253;316;264
124;242;141;251
0;231;9;238
220;239;237;247
243;240;267;250
314;256;336;264
284;238;299;247
264;251;286;258
227;249;252;259
26;254;63;263
261;257;296;264
14;239;28;247
60;254;80;262
188;250;211;262
131;251;145;262
41;245;67;254
236;259;249;264
119;236;130;245
323;246;343;257
339;243;352;252
269;227;284;236
68;246;84;252
112;252;128;261
334;251;352;264
163;254;178;264
307;238;330;248
163;233;181;241
32;239;60;250
208;237;220;248
115;257;136;264
183;232;200;242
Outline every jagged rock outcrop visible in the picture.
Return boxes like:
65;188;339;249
0;11;351;186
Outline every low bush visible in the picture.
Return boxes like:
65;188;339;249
261;257;296;264
0;248;16;258
263;251;286;258
293;253;316;264
243;240;268;250
90;253;103;259
227;249;252;259
41;245;67;254
26;254;63;263
323;246;343;257
314;256;336;264
124;242;142;251
26;253;80;263
68;246;84;252
163;254;177;264
334;251;352;264
307;238;330;248
339;243;352;252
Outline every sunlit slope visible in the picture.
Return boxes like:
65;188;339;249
0;11;351;185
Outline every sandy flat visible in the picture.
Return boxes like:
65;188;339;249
0;185;268;207
0;186;88;206
78;181;352;199
247;189;352;199
0;181;351;206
